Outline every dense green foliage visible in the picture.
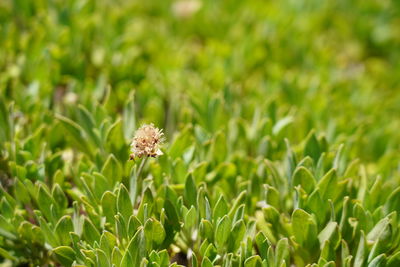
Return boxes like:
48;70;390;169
1;0;400;266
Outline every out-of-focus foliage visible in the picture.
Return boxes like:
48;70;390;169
1;0;400;266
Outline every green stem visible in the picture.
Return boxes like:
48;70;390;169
136;157;148;180
134;157;149;203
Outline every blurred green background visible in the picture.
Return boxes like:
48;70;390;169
1;0;400;265
1;0;400;168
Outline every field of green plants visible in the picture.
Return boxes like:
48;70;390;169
1;0;400;266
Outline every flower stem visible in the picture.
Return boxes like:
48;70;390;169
136;157;148;182
132;157;149;207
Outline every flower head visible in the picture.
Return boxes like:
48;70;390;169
130;123;164;159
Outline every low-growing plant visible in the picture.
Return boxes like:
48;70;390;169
1;0;400;266
1;97;400;266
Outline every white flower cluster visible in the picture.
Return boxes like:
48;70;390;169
130;124;164;159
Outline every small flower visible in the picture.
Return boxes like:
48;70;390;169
61;149;74;162
172;0;202;19
64;91;78;104
130;123;164;159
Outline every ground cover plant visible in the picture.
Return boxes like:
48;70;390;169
1;0;400;266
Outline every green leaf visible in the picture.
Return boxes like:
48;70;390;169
354;231;366;267
184;206;197;229
112;247;123;267
318;222;341;250
38;216;59;248
228;190;247;219
158;249;170;266
317;169;337;200
149;250;160;264
115;214;128;241
55;215;74;244
199;219;214;242
210;131;227;163
117;184;133;223
367;216;391;242
322;261;335;267
121;227;146;267
341;240;350;267
101;191;117;223
77;104;102;148
320;240;335;262
0;215;16;240
213;195;229;223
385;187;400;215
184;174;197;208
37;184;58;223
169;126;193;159
215;215;231;248
367;217;392;263
304;130;322;162
0;98;11;143
275;238;289;267
52;183;68;210
343;256;353;267
387;251;400;267
53;246;76;267
106;119;126;159
197;188;208;221
128;215;142;237
164;199;181;232
14;180;30;204
267;246;275;267
292;209;318;248
0;247;16;261
306;189;326;223
102;154;122;185
96;248;110;267
273;116;293;136
191;253;198;267
144;218;166;246
263;205;280;227
55;114;91;156
123;91;136;141
264;185;280;209
80;175;98;206
151;219;166;245
368;254;386;267
140;257;149;267
292;167;316;194
244;255;263;267
0;198;13;219
129;166;138;206
100;231;117;256
83;218;100;245
227;220;246;252
53;169;65;186
201;257;213;267
93;172;110;200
